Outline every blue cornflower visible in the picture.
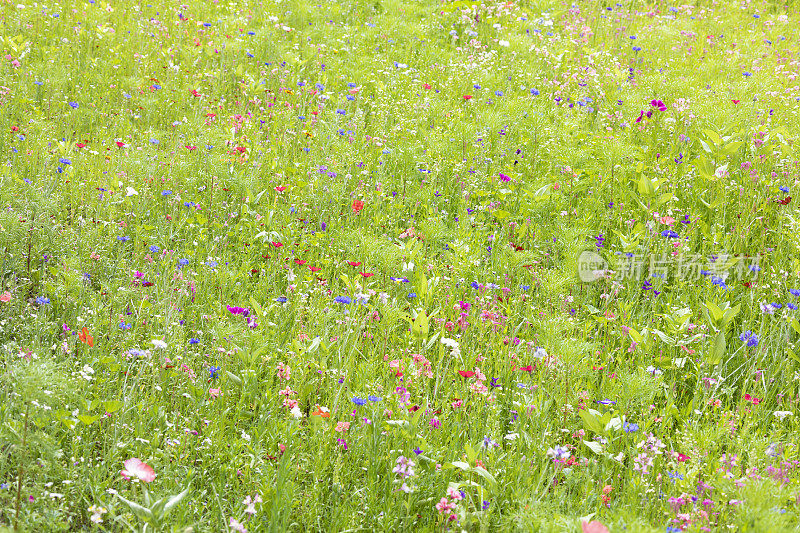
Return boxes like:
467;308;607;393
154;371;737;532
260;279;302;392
162;190;173;196
117;236;130;242
521;285;530;291
530;88;539;95
189;338;200;344
407;292;417;299
149;245;160;254
471;281;481;290
711;276;727;289
347;82;357;88
315;83;325;91
789;289;800;297
789;303;798;310
247;31;255;35
334;296;352;304
59;158;71;165
743;72;752;77
206;261;218;268
661;230;679;238
150;138;159;145
368;395;382;402
633;46;642;51
336;109;345;115
119;322;132;330
623;421;639;433
780;186;790;193
177;258;189;267
36;296;50;305
597;399;616;406
184;201;196;208
739;330;759;347
495;90;503;97
209;366;220;380
413;447;423;455
276;296;288;303
352;397;367;406
390;276;409;283
68;102;79;109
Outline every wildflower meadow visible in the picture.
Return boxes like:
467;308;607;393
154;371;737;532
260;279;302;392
1;0;800;531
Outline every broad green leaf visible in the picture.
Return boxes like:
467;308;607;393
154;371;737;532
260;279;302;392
579;409;604;434
103;400;123;413
583;440;603;455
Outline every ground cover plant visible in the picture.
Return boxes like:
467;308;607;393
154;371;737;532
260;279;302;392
0;0;799;531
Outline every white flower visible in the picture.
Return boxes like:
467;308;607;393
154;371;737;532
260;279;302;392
151;339;168;349
125;187;138;196
498;40;510;47
774;411;793;420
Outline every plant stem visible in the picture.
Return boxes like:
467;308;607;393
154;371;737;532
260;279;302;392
14;403;30;531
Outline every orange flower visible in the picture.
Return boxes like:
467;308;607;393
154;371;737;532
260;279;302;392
311;405;330;418
78;327;94;347
351;200;365;213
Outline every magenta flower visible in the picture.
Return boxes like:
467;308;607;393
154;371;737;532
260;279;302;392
650;99;667;111
226;305;249;317
499;173;511;182
120;458;156;483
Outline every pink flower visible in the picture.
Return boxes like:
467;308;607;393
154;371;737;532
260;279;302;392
120;458;156;483
209;388;221;398
335;421;351;432
581;521;610;533
0;291;11;302
229;517;248;533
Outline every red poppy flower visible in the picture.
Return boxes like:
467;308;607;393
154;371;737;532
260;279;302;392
347;261;362;267
309;266;321;272
463;95;473;100
519;365;533;372
76;143;86;148
271;242;283;247
351;200;365;213
732;100;740;104
115;141;126;148
458;370;475;378
778;196;792;205
235;146;246;154
359;272;374;278
294;259;307;265
78;327;94;348
275;186;286;192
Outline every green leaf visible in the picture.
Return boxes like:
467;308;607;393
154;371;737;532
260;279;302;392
163;485;192;516
637;175;656;196
709;331;726;365
102;400;123;413
578;409;604;435
249;297;263;318
77;414;101;426
412;310;429;339
471;466;497;486
449;461;471;471
583;440;603;455
115;493;154;521
704;301;723;324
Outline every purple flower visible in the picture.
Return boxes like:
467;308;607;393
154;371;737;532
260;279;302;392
650;99;667;111
498;173;510;182
597;399;616;406
226;305;250;317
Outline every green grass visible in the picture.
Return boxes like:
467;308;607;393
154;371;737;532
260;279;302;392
0;0;799;531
